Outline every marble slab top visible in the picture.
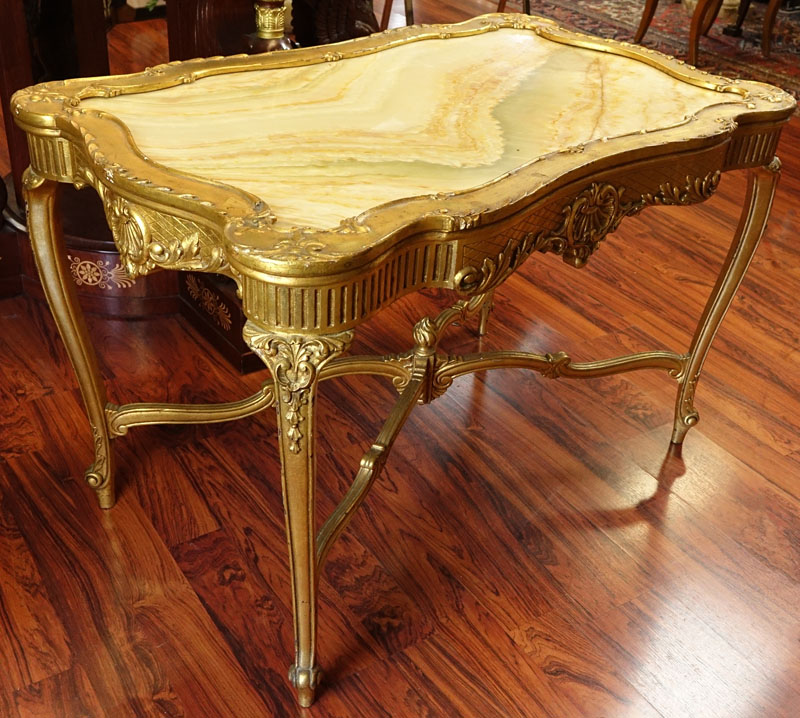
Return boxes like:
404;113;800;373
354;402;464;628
78;24;760;230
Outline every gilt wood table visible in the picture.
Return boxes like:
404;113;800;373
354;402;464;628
11;13;795;706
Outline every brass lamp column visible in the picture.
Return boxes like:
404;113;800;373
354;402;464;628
246;0;295;52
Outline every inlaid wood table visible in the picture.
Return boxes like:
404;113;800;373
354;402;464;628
11;13;795;707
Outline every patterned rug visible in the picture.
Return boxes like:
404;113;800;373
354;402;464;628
507;0;800;97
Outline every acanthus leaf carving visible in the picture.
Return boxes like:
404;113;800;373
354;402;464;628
454;230;547;295
243;325;353;453
637;171;721;208
434;208;484;231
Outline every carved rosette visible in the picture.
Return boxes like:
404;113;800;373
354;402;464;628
243;324;353;453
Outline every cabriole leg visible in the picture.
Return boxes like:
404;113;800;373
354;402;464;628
23;170;115;508
243;322;353;707
672;159;780;444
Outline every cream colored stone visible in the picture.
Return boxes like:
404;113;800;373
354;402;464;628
84;29;727;229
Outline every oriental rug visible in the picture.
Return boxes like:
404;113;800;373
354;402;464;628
500;0;800;97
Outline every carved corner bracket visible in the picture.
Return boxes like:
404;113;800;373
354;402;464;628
243;324;354;454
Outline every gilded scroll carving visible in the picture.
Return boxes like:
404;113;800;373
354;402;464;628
86;424;110;490
230;217;368;263
540;351;571;378
456;172;722;295
638;171;721;207
455;182;634;294
243;325;353;453
455;231;547;295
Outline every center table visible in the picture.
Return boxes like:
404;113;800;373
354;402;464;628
11;13;795;706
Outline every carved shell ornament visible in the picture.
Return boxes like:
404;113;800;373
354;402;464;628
542;183;632;268
98;187;228;276
566;185;620;244
104;196;149;275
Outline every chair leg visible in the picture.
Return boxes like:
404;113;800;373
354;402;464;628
23;170;115;508
380;0;392;31
634;0;660;43
496;1;530;12
700;0;725;35
723;0;752;36
762;0;783;57
688;0;720;64
672;159;780;444
404;0;413;25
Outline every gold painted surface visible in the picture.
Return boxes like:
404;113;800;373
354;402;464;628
255;1;287;39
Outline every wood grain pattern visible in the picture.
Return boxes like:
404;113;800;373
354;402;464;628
14;664;105;718
0;487;71;700
2;5;800;716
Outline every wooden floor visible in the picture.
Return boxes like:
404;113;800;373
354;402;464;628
2;3;800;716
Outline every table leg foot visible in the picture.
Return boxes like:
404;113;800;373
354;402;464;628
670;409;698;445
670;158;780;445
289;665;320;707
24;169;117;509
87;462;115;509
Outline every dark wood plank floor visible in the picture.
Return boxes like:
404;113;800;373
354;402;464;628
2;4;800;716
